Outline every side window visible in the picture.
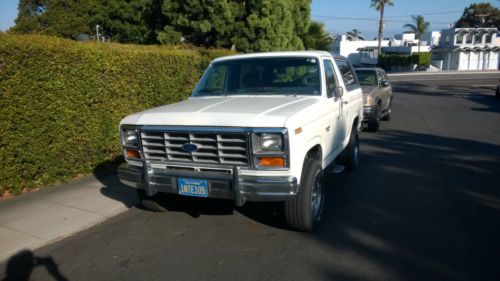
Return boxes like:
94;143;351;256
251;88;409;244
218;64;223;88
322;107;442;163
323;60;338;98
383;72;390;85
335;59;358;88
376;71;384;84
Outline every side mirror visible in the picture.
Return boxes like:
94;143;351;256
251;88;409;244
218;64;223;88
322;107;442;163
380;80;389;87
334;87;344;98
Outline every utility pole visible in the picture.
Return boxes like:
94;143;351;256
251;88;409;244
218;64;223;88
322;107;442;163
96;25;100;43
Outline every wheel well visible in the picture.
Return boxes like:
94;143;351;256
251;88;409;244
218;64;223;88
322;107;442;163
305;145;322;162
353;117;359;130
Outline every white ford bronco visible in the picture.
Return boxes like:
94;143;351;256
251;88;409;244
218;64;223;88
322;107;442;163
118;51;363;231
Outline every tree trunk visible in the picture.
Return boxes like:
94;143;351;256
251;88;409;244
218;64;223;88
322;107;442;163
378;5;385;58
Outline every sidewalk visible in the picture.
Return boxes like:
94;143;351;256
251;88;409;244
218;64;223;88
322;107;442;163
388;69;500;76
0;170;140;263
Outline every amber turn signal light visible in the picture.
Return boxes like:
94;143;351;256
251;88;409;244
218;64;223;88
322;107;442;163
259;157;285;167
126;149;140;159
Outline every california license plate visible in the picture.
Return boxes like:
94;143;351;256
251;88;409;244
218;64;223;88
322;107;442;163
177;178;209;198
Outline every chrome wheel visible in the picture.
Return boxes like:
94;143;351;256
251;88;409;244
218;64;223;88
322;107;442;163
310;170;324;222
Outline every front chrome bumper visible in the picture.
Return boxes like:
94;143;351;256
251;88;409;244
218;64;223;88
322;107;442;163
362;105;377;121
118;163;298;207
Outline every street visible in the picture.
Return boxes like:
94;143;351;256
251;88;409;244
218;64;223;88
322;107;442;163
2;72;500;281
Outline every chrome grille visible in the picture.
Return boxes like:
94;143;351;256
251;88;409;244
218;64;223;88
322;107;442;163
141;130;249;166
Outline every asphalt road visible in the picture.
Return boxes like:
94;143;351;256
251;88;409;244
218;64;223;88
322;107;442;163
2;72;500;281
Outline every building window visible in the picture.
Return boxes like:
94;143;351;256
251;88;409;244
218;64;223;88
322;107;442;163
466;35;473;44
485;34;493;44
456;34;464;45
445;35;450;44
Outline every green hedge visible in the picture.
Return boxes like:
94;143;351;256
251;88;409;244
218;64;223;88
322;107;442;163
378;52;431;71
0;34;234;194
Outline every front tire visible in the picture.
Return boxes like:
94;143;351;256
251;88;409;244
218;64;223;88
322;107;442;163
381;100;392;121
284;158;325;232
366;106;380;132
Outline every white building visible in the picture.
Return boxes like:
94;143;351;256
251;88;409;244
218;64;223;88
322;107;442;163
422;31;441;47
330;35;390;65
431;28;499;71
331;32;431;66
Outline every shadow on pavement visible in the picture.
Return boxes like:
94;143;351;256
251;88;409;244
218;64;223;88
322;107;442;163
309;130;500;281
93;158;140;208
393;82;500;114
1;250;68;281
143;193;235;218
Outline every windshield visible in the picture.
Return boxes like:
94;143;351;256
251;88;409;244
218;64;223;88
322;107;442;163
192;57;321;96
355;70;378;86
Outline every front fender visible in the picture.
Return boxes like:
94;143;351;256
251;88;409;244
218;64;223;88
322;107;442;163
290;136;323;183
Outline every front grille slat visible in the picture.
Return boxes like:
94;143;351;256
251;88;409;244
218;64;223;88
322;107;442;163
140;129;249;166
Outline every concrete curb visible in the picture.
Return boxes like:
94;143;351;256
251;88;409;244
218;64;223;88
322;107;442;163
0;173;140;264
388;70;500;77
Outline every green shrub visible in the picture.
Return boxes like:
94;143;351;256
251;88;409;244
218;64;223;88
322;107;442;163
0;34;234;194
411;52;431;66
378;52;431;71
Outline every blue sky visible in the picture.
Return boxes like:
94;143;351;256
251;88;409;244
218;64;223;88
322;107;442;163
312;0;499;38
0;0;498;37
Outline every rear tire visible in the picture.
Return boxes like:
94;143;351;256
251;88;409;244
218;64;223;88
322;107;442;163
342;127;360;171
284;158;325;232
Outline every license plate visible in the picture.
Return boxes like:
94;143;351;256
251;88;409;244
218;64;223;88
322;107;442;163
177;178;209;198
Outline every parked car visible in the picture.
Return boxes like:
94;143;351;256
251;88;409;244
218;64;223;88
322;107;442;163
118;51;364;231
496;79;499;98
354;67;393;131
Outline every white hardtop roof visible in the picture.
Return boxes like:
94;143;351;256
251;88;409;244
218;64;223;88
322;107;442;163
212;51;333;62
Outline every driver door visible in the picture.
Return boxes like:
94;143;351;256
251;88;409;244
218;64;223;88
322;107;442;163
323;59;346;158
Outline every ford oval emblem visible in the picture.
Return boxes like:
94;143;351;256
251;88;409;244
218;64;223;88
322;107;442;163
182;143;198;153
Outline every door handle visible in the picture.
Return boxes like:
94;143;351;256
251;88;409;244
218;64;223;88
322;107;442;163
343;101;349;105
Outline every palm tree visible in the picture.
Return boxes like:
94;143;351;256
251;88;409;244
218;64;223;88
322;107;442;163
371;0;394;56
403;15;430;53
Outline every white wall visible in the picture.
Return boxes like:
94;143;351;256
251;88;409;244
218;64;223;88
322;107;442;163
331;39;390;64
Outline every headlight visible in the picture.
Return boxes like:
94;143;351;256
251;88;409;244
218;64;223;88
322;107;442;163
252;131;288;169
261;133;283;151
363;95;375;106
255;133;283;152
122;128;139;147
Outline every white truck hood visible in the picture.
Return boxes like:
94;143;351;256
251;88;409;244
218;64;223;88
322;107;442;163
121;96;320;128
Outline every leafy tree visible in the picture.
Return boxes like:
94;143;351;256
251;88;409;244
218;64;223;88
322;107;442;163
161;0;310;52
455;3;500;28
370;0;394;55
403;15;429;52
233;0;306;52
11;0;161;44
160;0;238;48
10;0;46;34
157;25;182;44
90;0;154;44
302;21;332;51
